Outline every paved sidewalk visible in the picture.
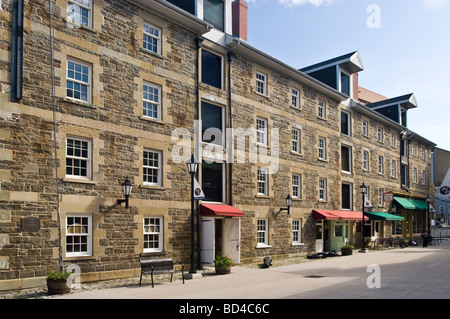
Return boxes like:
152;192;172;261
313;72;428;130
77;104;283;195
54;242;450;300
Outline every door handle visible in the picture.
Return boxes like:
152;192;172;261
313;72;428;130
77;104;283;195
236;244;239;251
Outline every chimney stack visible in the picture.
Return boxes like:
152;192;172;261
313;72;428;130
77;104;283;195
232;0;248;41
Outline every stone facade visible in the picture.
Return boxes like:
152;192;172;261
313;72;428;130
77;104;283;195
0;0;435;290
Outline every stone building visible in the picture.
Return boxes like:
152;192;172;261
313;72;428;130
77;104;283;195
0;0;435;291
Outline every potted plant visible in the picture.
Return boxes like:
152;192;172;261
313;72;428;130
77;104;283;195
47;271;73;295
341;244;354;256
214;255;234;275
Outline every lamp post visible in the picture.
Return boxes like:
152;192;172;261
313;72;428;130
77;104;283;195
359;183;367;253
186;154;199;274
426;195;431;233
117;177;132;208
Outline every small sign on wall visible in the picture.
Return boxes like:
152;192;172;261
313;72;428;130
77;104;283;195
21;217;41;231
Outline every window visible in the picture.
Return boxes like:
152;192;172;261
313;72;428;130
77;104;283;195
257;168;268;196
143;217;163;253
378;156;384;174
257;219;268;247
167;0;195;15
292;174;301;199
291;128;300;153
341;111;351;135
362;121;368;137
66;59;91;103
412;144;417;157
291;88;300;108
319;178;327;201
143;149;162;186
341;145;352;173
292;219;302;245
341;183;352;210
413;167;418;183
377;128;384;142
378;189;384;207
256;72;267;95
66;137;91;179
66;215;92;257
67;0;92;27
143;23;161;54
202;161;223;202
256;117;267;146
391;134;396;147
143;82;161;120
391;159;397;177
203;0;224;32
363;150;369;171
202;102;223;145
421;149;425;160
401;140;407;157
318;137;326;160
202;50;222;89
401;164;408;186
318;100;326;119
422;171;427;185
340;71;350;96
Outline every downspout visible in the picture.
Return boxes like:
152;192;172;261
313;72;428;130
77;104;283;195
227;52;233;206
48;0;63;273
195;37;202;270
11;0;23;102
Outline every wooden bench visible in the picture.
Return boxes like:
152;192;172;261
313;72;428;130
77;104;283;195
139;258;185;288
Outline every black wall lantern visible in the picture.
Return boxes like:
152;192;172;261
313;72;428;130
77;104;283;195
278;195;292;215
117;177;132;208
186;154;199;274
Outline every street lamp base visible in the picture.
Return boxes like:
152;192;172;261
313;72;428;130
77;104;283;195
358;249;367;253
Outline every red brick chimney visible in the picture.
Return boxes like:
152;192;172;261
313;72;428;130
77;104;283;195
232;0;248;41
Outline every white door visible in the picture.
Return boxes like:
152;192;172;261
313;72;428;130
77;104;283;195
315;221;324;252
201;217;215;266
223;218;240;264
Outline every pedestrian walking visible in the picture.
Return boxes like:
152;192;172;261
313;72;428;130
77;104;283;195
422;228;429;247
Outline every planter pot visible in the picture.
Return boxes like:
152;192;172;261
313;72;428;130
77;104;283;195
47;279;71;295
341;248;353;256
215;266;231;275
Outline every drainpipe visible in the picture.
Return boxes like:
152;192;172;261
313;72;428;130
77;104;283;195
227;52;233;206
11;0;24;102
195;37;202;270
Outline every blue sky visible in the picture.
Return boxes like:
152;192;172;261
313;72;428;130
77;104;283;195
245;0;450;151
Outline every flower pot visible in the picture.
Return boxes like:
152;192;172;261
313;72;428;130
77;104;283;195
341;248;353;256
215;265;231;275
47;279;71;295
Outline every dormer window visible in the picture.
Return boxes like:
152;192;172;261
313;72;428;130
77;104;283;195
204;0;224;32
340;70;351;96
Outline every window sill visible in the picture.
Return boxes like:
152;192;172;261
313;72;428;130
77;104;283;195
63;255;97;262
140;184;165;190
64;19;97;33
256;244;271;249
255;91;269;99
63;178;97;185
64;97;96;109
317;116;327;121
140;48;164;60
318;158;328;163
140;116;165;125
255;195;271;199
290;151;303;157
291;243;304;247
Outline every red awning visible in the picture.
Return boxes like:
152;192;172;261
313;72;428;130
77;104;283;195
312;209;368;221
200;204;245;217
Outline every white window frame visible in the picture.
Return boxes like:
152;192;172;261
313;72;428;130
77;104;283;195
413;167;418;183
391;159;397;177
143;149;162;186
66;214;92;257
378;156;384;175
341;145;352;173
378;189;384;207
292;174;301;199
257;219;269;247
341;111;351;136
422;170;427;185
412;144;417;157
318;137;326;160
363;150;369;171
291;88;300;108
66;58;91;103
143;216;163;253
362;121;369;137
143;22;161;55
256;72;267;95
292;219;302;245
65;136;92;180
391;134;396;147
421;149;425;160
291;128;300;153
257;168;268;196
377;128;384;142
256;117;268;146
67;0;93;28
143;82;161;120
318;100;326;119
319;178;327;201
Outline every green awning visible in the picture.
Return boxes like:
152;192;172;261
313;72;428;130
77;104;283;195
394;197;416;210
409;199;428;211
365;212;405;221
